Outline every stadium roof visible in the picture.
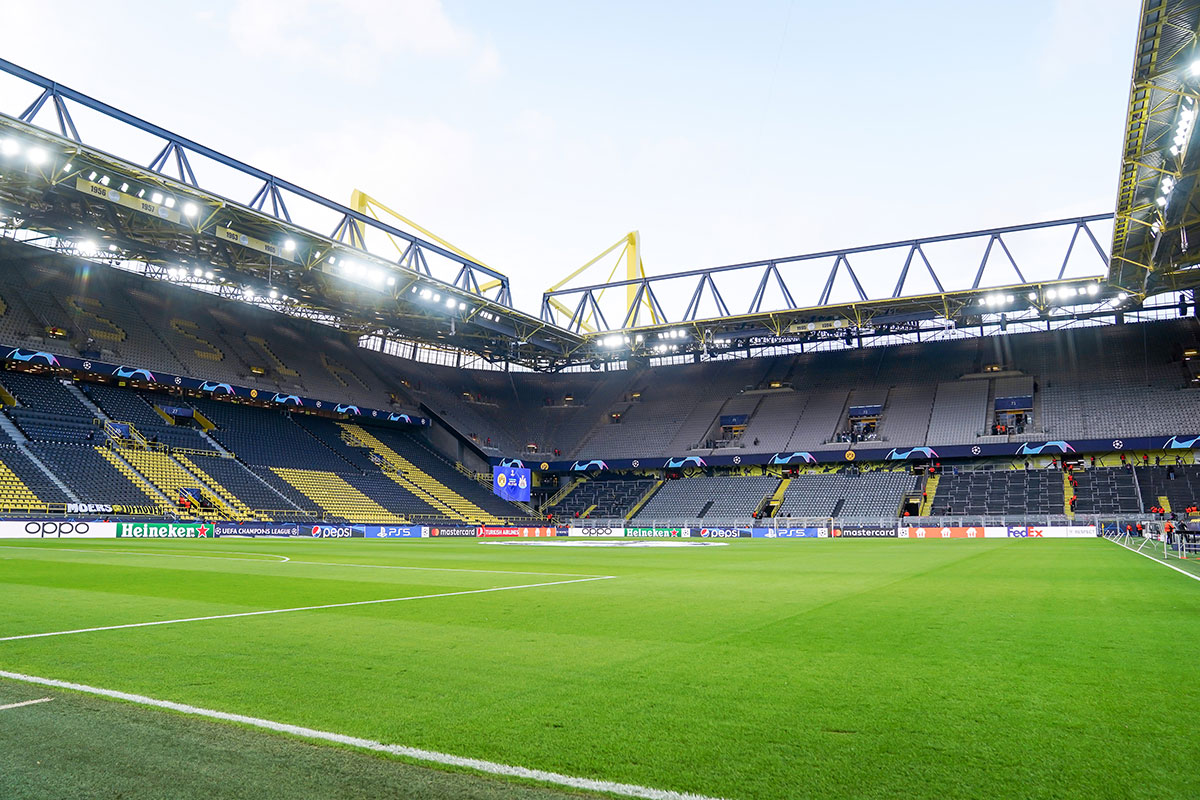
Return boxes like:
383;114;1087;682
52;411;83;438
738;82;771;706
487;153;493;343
1111;0;1200;297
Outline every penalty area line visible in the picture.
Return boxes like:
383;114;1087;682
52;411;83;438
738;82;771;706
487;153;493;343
0;696;52;711
1104;536;1200;583
0;576;615;643
0;671;724;800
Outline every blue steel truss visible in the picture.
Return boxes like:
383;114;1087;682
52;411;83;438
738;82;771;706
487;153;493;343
0;57;512;308
542;215;1114;333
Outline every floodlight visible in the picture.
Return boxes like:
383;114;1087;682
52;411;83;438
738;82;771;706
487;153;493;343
1027;292;1037;301
445;297;456;308
283;239;296;252
98;175;110;186
419;288;432;299
1046;289;1058;300
62;163;72;172
119;183;129;193
25;147;47;165
457;300;466;309
151;192;164;204
1086;284;1099;296
1005;295;1014;303
204;271;213;279
1157;196;1168;207
1191;59;1200;75
388;277;397;287
1;139;20;156
1118;292;1128;301
165;198;176;208
183;203;198;218
193;267;202;277
269;289;279;299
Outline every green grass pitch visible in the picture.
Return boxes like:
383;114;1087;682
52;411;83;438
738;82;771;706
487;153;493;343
0;537;1197;800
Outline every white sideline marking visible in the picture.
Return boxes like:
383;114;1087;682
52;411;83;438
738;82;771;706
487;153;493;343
0;545;290;563
0;696;52;711
0;671;724;800
0;576;614;643
1105;536;1200;583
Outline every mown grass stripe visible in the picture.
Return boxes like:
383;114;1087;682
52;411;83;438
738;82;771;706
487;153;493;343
0;670;724;800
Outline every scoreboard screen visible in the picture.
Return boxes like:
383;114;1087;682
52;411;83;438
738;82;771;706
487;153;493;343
492;466;531;502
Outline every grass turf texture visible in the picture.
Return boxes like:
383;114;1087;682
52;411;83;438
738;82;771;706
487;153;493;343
1;538;1197;800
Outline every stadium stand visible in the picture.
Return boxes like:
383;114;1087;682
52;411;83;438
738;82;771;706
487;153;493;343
271;468;407;524
29;443;160;507
550;477;657;520
1072;467;1142;515
1135;465;1200;515
930;469;1066;516
778;471;916;518
635;476;779;521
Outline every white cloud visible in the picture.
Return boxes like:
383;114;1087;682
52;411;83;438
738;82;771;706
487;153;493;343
227;0;499;79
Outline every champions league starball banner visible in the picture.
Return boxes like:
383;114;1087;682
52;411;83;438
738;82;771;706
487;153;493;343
492;466;531;502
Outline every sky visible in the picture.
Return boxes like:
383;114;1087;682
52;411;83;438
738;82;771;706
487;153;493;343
0;0;1138;316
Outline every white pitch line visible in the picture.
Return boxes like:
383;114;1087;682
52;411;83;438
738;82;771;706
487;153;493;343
1105;536;1200;583
0;696;52;711
0;576;615;643
0;670;723;800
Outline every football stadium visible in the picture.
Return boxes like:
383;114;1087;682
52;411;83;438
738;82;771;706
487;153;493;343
1;2;1199;799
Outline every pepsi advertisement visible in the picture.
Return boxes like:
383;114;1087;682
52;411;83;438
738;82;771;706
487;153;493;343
492;466;531;502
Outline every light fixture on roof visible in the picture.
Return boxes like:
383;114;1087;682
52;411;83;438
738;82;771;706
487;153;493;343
1005;294;1014;303
387;277;396;287
62;162;72;172
1117;292;1129;301
1046;288;1058;300
243;288;255;300
1086;283;1099;296
283;239;296;252
98;175;110;186
183;203;198;218
457;301;466;310
1;138;20;157
25;147;47;165
108;244;118;252
445;296;457;308
1191;59;1200;76
164;197;176;209
151;192;164;205
269;289;279;300
204;270;213;279
1027;292;1037;301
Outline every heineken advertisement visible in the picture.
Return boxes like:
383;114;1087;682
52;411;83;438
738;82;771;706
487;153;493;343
625;527;689;538
116;522;214;538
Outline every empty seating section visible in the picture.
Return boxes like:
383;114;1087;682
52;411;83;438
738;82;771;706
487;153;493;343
272;468;407;524
875;386;935;446
932;470;1065;516
1073;468;1141;514
779;472;916;518
83;383;164;427
1;371;92;417
9;410;98;443
178;454;299;517
190;398;353;470
1135;465;1200;513
0;445;69;507
0;448;50;512
926;382;990;445
740;393;806;452
636;476;778;521
30;443;158;507
552;478;656;519
342;424;513;523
